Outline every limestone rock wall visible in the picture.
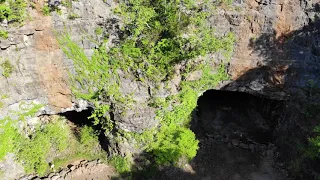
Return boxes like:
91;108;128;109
0;0;114;118
1;0;319;116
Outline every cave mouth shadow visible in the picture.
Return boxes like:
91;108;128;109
192;89;285;145
58;108;109;152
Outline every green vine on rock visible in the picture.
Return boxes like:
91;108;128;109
58;0;235;170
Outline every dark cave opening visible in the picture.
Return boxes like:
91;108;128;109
58;108;109;152
193;89;284;144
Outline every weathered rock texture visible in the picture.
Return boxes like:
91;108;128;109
0;0;114;118
221;0;320;99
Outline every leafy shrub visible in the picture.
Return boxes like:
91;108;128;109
8;0;27;24
0;102;105;175
42;5;50;16
0;0;27;25
79;126;100;152
0;117;21;160
17;120;70;175
109;155;131;174
148;125;199;165
0;4;12;21
309;126;320;158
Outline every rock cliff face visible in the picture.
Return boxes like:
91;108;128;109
0;0;320;178
1;0;319;116
0;0;115;118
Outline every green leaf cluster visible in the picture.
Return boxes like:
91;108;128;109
1;59;13;78
148;125;198;165
0;0;27;26
0;117;22;160
0;29;8;39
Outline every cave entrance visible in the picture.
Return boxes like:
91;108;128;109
193;89;284;144
59;108;109;152
181;90;288;179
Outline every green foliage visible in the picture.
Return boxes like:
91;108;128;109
51;125;103;171
68;12;79;20
1;59;13;77
109;155;131;174
79;126;100;152
42;5;50;16
148;125;198;165
0;102;104;175
61;0;72;9
0;30;8;39
142;64;229;164
308;126;320;158
58;0;235;169
42;3;62;16
220;0;233;5
8;0;27;24
17;120;70;175
0;0;27;26
95;27;103;36
0;94;8;109
0;117;21;160
110;0;235;82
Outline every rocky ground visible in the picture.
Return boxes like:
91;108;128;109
154;132;287;180
18;160;116;180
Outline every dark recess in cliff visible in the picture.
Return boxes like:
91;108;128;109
193;89;284;144
59;108;109;152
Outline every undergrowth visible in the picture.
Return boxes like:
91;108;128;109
0;30;8;39
1;59;13;78
0;0;27;26
109;155;132;174
17;120;70;175
0;104;103;176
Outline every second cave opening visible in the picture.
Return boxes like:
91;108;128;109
193;89;284;144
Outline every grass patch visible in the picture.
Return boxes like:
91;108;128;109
42;5;50;16
0;117;21;160
68;12;79;20
0;30;8;39
51;125;104;171
0;104;105;176
109;155;131;174
0;0;27;26
1;59;13;78
95;27;103;36
17;120;70;175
